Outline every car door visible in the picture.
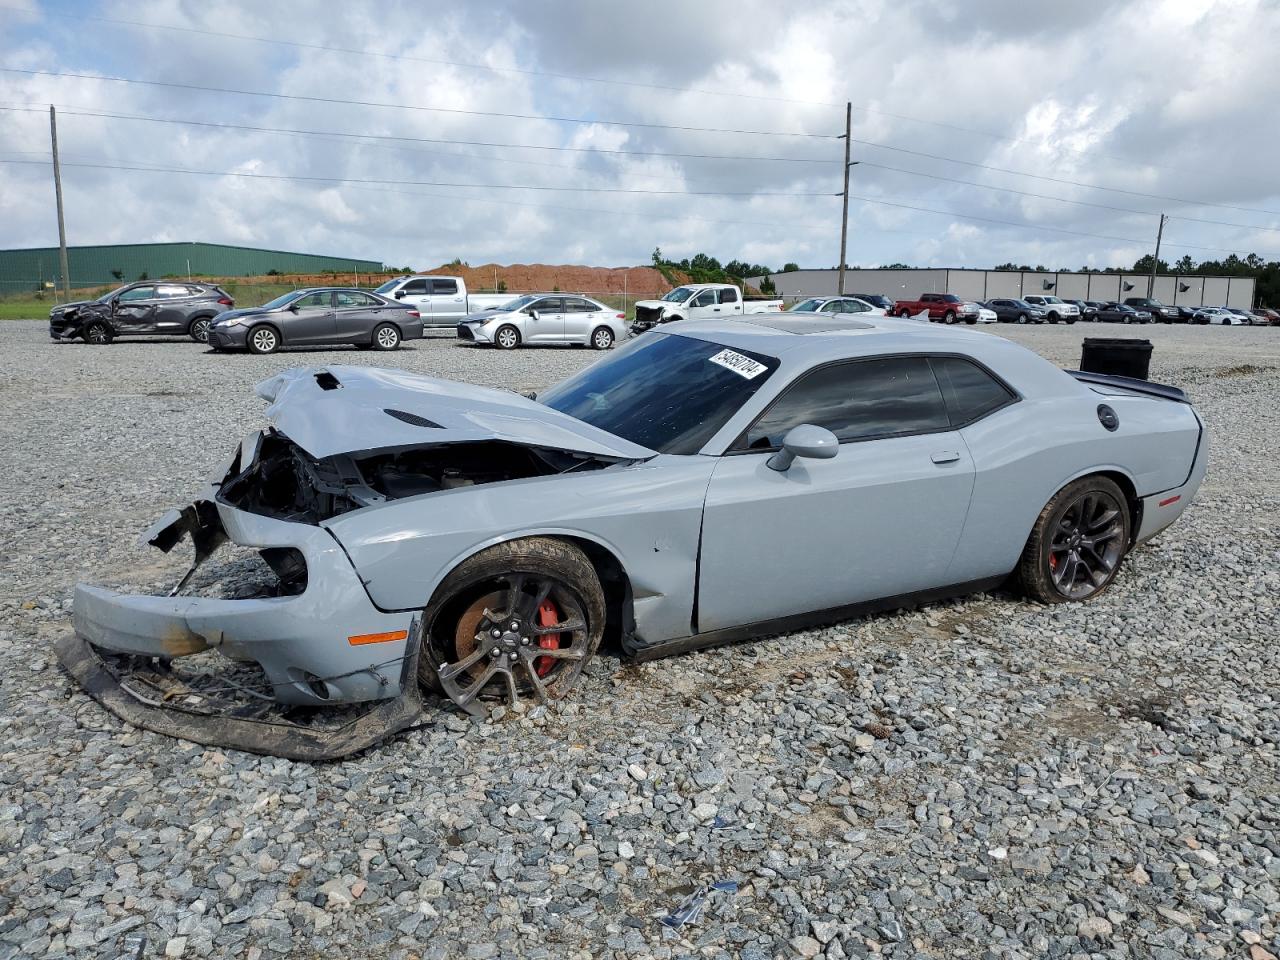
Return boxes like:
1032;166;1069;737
152;283;194;333
561;297;596;342
522;297;564;342
428;278;466;323
392;278;432;318
332;290;383;341
697;355;975;633
718;285;744;316
111;284;158;332
282;291;336;344
687;289;719;320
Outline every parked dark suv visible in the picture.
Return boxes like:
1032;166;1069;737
49;281;234;344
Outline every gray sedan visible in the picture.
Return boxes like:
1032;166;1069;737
60;315;1207;758
207;287;424;353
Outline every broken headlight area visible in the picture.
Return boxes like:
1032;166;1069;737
217;430;617;524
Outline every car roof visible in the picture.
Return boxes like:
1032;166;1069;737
663;315;1072;398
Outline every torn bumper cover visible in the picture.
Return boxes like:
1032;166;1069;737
58;493;427;760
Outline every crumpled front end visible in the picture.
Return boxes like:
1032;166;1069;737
59;438;427;759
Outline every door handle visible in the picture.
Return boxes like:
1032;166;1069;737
931;451;961;464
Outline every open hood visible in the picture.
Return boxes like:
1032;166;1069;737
255;366;656;461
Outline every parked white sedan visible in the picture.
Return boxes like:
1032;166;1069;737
1192;307;1242;325
456;294;628;349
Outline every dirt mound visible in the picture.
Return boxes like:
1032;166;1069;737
421;263;677;298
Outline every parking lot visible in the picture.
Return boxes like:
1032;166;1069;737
1;318;1278;959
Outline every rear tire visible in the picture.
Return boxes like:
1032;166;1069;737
590;326;615;350
1018;476;1130;604
421;537;605;708
247;325;280;354
371;322;401;351
898;309;912;318
188;317;212;343
495;325;521;350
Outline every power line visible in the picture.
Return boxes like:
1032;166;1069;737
0;103;837;165
0;2;843;109
0;157;838;197
0;68;838;139
851;136;1280;218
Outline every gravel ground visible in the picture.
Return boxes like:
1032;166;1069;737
1;319;1278;960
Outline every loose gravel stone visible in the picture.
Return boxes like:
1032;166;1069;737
1;321;1278;959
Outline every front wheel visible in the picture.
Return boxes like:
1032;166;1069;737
371;322;401;351
943;311;956;324
422;537;605;713
495;324;521;350
590;326;615;350
188;317;212;343
83;321;112;345
1018;476;1130;604
1066;317;1076;325
247;325;280;354
1017;313;1029;324
1048;313;1060;324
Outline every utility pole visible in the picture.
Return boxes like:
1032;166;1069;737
1148;213;1167;297
50;105;71;298
837;102;851;295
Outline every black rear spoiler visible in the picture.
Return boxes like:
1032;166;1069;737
1066;370;1188;403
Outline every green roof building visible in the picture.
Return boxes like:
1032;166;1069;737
0;241;385;293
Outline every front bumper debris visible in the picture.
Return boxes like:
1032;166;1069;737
55;623;426;762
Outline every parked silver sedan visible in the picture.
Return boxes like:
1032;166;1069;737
60;315;1207;759
456;294;627;349
208;287;423;353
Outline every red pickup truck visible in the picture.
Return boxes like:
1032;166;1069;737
892;293;979;324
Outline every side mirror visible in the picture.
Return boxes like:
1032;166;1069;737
395;290;406;299
287;302;300;313
529;310;541;321
767;424;839;472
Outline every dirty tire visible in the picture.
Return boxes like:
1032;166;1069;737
1017;475;1130;605
420;537;605;703
247;325;280;355
188;317;212;343
83;321;112;345
590;326;615;350
371;322;401;351
494;325;520;350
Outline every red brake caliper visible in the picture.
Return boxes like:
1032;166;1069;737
535;599;562;677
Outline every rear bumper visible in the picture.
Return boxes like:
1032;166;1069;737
1135;414;1209;545
72;498;416;706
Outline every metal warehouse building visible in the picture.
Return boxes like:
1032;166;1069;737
750;267;1257;309
0;242;385;292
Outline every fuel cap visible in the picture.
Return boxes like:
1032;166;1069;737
1097;404;1120;432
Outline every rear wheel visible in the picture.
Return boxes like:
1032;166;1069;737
898;309;912;318
1048;312;1060;324
188;317;212;343
1018;476;1130;604
495;325;521;350
247;325;280;354
371;322;401;351
421;537;605;713
590;326;615;350
83;321;112;345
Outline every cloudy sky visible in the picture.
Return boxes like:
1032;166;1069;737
1;0;1278;273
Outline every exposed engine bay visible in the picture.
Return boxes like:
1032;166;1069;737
219;430;620;524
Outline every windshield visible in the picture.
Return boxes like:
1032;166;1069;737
539;333;780;455
661;287;694;303
496;295;539;311
789;298;824;312
374;279;401;294
1042;296;1063;304
258;291;306;310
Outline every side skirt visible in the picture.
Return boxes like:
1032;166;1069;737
625;574;1009;663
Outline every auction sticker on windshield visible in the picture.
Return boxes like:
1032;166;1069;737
709;349;768;379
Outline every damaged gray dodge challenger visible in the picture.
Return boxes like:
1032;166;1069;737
59;316;1208;759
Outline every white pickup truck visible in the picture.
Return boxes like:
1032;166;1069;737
373;275;514;326
631;283;784;333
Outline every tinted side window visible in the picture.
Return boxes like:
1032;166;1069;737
719;287;740;303
530;297;562;313
564;298;595;312
336;291;377;307
691;290;716;307
431;279;458;295
745;356;949;449
296;292;332;309
118;286;155;301
930;356;1015;426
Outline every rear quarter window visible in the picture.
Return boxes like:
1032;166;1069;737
929;356;1016;426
